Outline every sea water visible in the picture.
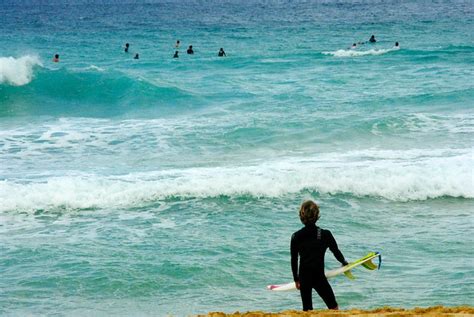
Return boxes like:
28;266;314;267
0;0;473;315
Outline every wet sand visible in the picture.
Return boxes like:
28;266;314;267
199;306;474;317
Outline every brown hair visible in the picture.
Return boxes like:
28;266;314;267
299;200;320;225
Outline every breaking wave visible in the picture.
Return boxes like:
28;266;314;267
323;47;399;57
0;55;42;86
1;149;472;212
0;64;195;117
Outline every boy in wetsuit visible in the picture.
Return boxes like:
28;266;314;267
291;200;348;311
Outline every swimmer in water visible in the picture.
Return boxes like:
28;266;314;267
218;48;226;57
350;43;357;50
134;53;139;59
187;45;194;54
393;42;400;49
53;54;59;62
369;35;376;43
175;40;180;48
173;51;179;58
124;43;130;53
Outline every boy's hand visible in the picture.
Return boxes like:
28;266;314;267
295;281;300;290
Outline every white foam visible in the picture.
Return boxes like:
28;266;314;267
323;48;396;57
0;55;42;86
0;149;472;212
83;65;105;72
371;113;474;135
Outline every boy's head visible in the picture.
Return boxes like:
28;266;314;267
299;200;320;225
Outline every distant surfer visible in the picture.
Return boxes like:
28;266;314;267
175;40;180;48
134;53;139;59
393;41;400;49
291;200;348;311
124;43;130;53
52;54;59;62
173;51;179;58
187;45;194;54
369;35;376;43
218;48;226;57
350;43;357;50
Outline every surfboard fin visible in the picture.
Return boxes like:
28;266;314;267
344;270;355;280
361;259;378;270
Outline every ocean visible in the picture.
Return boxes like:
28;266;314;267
0;0;473;315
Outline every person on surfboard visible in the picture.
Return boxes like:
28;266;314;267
291;200;348;311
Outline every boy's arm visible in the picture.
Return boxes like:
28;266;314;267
327;231;348;266
290;233;299;282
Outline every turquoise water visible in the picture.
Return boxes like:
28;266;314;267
1;1;473;315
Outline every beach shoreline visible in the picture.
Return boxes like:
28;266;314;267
199;306;474;316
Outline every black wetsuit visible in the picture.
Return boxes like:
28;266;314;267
291;224;348;310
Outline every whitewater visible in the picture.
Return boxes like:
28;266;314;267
1;1;473;316
0;55;42;86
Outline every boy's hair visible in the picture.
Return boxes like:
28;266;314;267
299;200;320;225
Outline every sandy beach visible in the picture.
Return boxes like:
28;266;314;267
199;306;474;317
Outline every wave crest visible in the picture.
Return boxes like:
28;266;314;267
0;66;194;117
323;48;398;57
1;149;472;212
0;55;42;86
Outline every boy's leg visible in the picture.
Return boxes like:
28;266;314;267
299;281;313;311
314;277;338;309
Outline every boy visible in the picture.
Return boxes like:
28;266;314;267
290;200;348;311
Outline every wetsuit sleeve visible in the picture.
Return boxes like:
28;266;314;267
327;231;348;266
290;233;299;282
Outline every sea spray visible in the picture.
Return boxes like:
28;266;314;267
0;55;42;86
